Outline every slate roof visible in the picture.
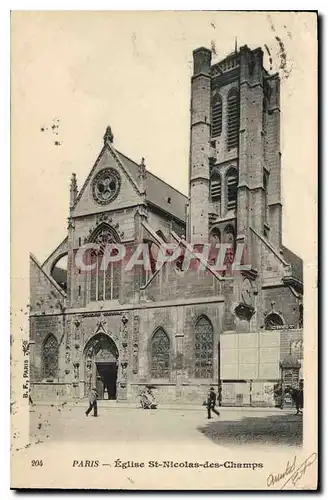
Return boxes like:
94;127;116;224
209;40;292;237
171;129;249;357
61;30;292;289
281;245;303;283
117;151;188;223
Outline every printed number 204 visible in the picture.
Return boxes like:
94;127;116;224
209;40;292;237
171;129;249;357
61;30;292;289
31;460;43;467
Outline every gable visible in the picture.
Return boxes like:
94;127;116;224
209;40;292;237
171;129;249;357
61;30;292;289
72;145;144;217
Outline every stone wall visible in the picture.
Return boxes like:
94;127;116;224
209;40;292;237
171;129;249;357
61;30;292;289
30;257;65;314
30;382;72;401
262;285;301;328
30;314;64;383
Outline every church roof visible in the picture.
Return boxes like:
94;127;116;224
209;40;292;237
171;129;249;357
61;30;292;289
116;151;188;223
280;245;303;283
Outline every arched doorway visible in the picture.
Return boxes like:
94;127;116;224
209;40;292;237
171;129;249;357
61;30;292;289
83;333;119;400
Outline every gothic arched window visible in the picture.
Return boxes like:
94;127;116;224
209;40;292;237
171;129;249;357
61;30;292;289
209;228;221;266
89;224;121;302
265;313;284;330
227;89;240;150
223;225;235;268
42;334;59;379
212;93;223;137
210;227;221;245
210;172;221;203
223;224;235;246
194;316;213;378
151;328;170;379
226;168;238;211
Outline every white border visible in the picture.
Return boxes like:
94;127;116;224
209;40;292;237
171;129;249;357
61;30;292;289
3;3;323;499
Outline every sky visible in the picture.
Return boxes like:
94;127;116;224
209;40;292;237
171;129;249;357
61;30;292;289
11;11;317;265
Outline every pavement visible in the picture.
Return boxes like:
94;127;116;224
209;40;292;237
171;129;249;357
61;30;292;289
29;403;303;447
30;398;294;411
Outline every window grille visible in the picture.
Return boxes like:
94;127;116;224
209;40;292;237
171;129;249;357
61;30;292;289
194;316;213;378
151;329;170;378
210;175;221;202
42;334;59;379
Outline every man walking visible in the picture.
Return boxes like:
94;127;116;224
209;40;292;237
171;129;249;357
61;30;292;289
207;387;220;419
85;387;98;417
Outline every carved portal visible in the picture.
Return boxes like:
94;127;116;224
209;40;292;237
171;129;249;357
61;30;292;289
116;313;129;398
83;333;119;400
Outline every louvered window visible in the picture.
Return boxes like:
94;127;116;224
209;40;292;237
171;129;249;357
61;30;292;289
210;174;221;202
212;94;223;137
226;169;238;211
227;90;239;150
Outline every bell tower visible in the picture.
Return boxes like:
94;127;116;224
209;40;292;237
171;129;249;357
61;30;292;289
188;44;282;265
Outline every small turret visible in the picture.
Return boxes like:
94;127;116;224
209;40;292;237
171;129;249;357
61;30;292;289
70;173;78;210
138;157;147;195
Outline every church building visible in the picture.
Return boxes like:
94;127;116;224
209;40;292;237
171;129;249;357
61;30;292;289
30;45;303;406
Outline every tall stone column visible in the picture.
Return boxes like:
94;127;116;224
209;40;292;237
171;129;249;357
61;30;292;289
266;75;282;248
189;47;212;244
67;173;78;308
238;46;266;271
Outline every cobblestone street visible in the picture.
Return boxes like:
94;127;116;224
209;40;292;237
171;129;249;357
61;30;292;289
30;403;302;447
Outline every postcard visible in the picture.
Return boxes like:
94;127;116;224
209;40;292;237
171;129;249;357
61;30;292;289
11;10;318;490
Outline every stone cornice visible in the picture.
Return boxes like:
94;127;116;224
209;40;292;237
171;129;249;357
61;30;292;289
30;295;226;318
191;72;211;82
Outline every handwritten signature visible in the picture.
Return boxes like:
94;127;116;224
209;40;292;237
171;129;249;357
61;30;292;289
267;452;317;490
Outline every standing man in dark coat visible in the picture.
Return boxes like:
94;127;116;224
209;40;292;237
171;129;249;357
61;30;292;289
85;388;98;417
207;387;220;419
296;381;304;415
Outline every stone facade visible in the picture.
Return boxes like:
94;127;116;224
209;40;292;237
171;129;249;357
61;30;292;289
29;44;303;406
